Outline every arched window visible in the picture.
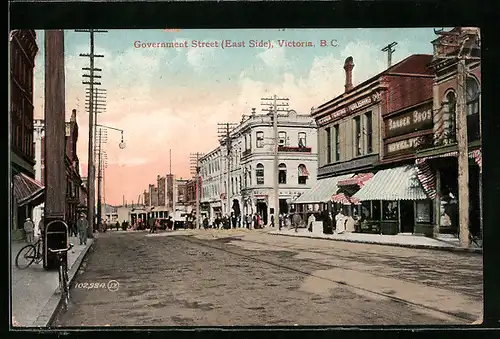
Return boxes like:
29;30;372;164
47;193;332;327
445;91;457;141
466;77;480;116
256;163;264;185
278;163;287;184
298;164;309;185
248;166;252;186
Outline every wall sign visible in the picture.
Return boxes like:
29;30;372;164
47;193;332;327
316;92;381;126
385;134;433;156
318;154;378;177
384;104;433;139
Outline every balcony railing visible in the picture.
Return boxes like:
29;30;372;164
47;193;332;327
278;146;312;153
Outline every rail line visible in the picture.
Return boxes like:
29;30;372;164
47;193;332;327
176;235;477;323
232;237;483;301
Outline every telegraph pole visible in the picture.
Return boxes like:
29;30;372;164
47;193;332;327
190;152;204;228
434;28;481;248
77;28;107;237
381;41;398;68
217;122;238;216
261;96;289;228
86;87;107;162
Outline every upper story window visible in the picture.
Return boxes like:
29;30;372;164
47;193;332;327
334;124;340;161
466;77;480;116
278;132;287;146
298;164;309;184
278;163;287;184
248;133;252;150
326;127;332;164
364;112;373;154
298;132;306;147
445;91;457;141
256;163;264;185
256;131;264;148
354;116;362;156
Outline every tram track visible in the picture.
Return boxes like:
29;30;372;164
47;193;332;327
176;235;478;323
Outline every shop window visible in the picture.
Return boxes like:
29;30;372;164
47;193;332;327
326;127;332;163
256;163;264;185
256;131;264;148
298;164;308;184
382;201;399;220
334;124;340;161
278;163;287;184
416;200;432;223
360;201;371;220
298;132;307;147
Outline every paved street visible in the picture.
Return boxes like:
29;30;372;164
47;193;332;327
53;229;482;326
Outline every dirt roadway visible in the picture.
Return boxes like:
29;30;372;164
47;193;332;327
53;229;482;326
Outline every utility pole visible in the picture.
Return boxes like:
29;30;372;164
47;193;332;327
217;122;238;216
261;96;289;228
381;41;398;68
86;87;107;160
77;29;107;238
43;30;67;270
190;152;204;228
434;28;481;248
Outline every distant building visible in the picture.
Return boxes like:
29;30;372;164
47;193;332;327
157;175;166;206
10;29;41;239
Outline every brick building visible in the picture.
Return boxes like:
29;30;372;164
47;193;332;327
309;54;437;235
10;29;42;239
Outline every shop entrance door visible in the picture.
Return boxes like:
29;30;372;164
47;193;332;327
256;201;268;225
400;201;414;233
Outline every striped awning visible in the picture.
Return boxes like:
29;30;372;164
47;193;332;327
338;173;374;187
331;193;361;205
415;149;483;199
298;164;309;177
352;165;428;201
293;174;353;204
13;172;45;206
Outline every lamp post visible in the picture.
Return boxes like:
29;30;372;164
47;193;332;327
94;123;126;230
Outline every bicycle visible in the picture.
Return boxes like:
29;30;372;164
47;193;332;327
15;236;43;269
49;244;74;309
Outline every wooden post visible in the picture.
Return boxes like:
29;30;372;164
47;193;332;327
434;168;441;238
413;201;417;235
397;201;401;233
44;30;67;222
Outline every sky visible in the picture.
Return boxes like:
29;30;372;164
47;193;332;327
32;28;442;205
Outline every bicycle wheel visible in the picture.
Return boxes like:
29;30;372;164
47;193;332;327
15;245;37;269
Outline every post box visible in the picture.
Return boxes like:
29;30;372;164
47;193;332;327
43;219;69;270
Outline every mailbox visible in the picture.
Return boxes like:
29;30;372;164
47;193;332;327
44;220;69;270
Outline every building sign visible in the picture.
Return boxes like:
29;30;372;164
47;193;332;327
318;154;378;177
385;134;433;156
384;104;433;139
253;190;268;197
316;92;381;126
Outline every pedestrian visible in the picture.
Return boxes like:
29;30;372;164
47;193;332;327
252;214;257;229
115;221;120;231
278;214;283;230
23;217;35;244
292;211;302;233
77;213;88;245
270;214;275;228
307;213;316;232
256;213;262;229
203;217;209;229
38;214;45;239
245;214;251;229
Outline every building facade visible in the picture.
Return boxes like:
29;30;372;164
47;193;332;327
157;175;166;206
32;110;87;234
200;108;318;225
10;29;41;239
303;54;439;235
415;27;482;238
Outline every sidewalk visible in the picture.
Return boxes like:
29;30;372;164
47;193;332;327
11;235;95;327
269;228;482;254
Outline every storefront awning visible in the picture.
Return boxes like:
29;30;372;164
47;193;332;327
293;174;353;204
352;165;428;201
13;172;44;206
338;173;374;187
331;192;361;205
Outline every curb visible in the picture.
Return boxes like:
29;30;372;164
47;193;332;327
32;239;96;328
269;232;483;254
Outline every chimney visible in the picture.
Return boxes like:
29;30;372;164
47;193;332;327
251;108;256;116
71;109;77;122
344;56;355;93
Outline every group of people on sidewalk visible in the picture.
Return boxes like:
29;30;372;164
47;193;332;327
21;212;90;246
